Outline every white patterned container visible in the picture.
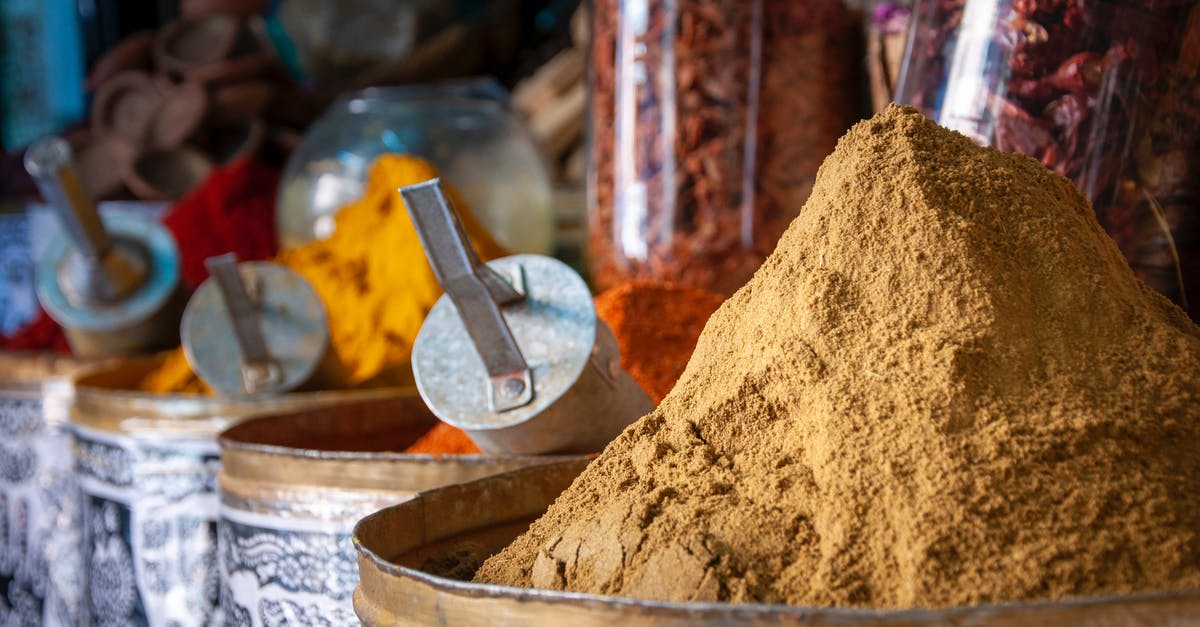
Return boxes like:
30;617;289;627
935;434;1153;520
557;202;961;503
217;397;582;627
69;358;401;627
0;351;98;626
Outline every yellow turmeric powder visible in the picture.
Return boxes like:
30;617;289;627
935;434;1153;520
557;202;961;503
139;155;506;393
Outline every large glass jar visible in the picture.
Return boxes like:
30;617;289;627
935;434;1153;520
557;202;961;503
587;0;864;295
897;0;1200;317
277;79;554;254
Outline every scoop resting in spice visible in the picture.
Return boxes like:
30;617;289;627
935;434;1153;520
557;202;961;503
474;105;1200;609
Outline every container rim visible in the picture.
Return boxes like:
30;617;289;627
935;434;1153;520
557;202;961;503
352;467;1200;621
217;394;595;464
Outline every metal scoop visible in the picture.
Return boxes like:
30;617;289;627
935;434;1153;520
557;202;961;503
25;136;183;357
181;253;329;396
405;179;653;455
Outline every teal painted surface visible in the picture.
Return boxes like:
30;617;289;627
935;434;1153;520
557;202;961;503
1;0;85;150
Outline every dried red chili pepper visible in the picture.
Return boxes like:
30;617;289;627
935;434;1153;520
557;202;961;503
898;0;1200;317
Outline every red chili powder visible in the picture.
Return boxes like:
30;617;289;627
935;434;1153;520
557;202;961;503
594;281;726;403
2;158;281;352
405;422;482;455
163;157;280;291
0;309;71;353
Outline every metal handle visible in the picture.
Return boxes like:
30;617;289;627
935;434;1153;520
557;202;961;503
24;137;111;261
204;253;281;394
24;136;147;304
400;179;533;412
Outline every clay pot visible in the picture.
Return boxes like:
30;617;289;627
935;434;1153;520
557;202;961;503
180;0;268;18
123;147;213;201
185;52;277;85
209;119;264;163
86;31;155;92
153;15;240;76
211;80;273;120
74;135;137;199
147;82;209;148
90;71;163;143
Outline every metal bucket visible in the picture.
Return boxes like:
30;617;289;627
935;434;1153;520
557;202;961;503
0;351;104;626
69;358;402;627
353;462;1200;627
217;397;585;626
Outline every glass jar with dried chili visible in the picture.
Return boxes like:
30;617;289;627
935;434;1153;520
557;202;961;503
896;0;1200;317
587;0;864;295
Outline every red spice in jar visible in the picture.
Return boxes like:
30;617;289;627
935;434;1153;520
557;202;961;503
588;0;864;295
594;281;725;403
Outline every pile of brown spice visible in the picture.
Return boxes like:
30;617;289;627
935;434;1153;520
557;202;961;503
474;105;1200;609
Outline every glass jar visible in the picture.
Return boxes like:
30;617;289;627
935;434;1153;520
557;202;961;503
897;0;1200;316
587;0;864;295
277;79;554;254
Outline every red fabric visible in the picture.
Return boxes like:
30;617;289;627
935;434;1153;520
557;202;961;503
0;309;71;353
2;158;280;352
163;157;281;291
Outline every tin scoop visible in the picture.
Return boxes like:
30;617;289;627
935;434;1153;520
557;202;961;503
181;253;329;396
404;179;653;455
25;136;183;356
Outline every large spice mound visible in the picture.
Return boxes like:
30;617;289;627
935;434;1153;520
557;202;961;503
474;105;1200;609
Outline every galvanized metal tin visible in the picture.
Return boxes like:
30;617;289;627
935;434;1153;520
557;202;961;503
68;358;402;627
216;397;585;626
35;212;185;357
353;462;1200;627
412;254;652;454
0;351;109;626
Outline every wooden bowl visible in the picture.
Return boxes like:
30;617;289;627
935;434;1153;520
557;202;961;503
86;31;154;92
211;80;273;121
185;52;278;85
74;135;137;199
208;118;264;163
123;146;213;201
147;81;209;148
153;15;240;75
180;0;268;17
90;71;162;142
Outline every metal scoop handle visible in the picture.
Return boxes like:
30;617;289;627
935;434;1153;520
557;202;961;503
400;179;533;412
24;137;111;262
205;253;282;394
25;136;147;304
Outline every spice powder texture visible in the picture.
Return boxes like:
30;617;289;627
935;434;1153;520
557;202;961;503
474;105;1200;608
594;282;726;403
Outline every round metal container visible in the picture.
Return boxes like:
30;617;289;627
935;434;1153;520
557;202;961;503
36;211;185;358
354;462;1200;627
0;351;107;626
217;397;584;626
69;358;402;627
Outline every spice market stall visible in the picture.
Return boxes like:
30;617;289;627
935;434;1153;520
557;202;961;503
4;1;1200;625
354;106;1200;626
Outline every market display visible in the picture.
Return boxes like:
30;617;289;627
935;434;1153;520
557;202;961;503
139;155;505;394
8;3;1200;625
475;105;1200;608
